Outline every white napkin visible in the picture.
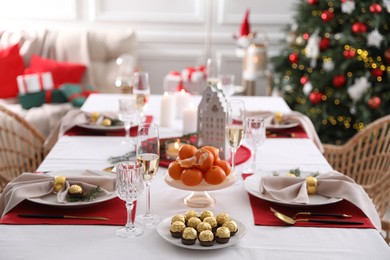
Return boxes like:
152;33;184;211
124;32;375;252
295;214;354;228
260;170;381;230
245;111;324;153
0;171;116;218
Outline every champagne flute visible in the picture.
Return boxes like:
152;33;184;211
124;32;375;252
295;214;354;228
244;116;266;174
118;98;137;145
206;58;221;86
133;71;150;123
115;161;144;238
136;122;160;226
226;99;245;176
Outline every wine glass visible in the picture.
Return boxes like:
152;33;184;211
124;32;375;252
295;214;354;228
244;116;266;174
118;98;137;145
115;161;144;238
206;58;221;86
133;71;150;123
226;99;245;176
218;74;235;97
136;122;160;226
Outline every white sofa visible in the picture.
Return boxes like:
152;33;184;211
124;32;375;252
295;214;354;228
0;28;137;136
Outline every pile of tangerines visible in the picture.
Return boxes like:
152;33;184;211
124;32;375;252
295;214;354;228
168;144;231;186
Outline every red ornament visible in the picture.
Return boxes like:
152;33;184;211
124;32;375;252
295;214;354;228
303;33;310;41
343;49;356;59
332;75;346;88
300;76;309;85
309;92;323;104
371;68;383;77
321;10;334;23
368;96;381;109
384;49;390;64
319;38;331;50
370;3;382;13
308;0;318;5
289;53;299;63
352;22;367;34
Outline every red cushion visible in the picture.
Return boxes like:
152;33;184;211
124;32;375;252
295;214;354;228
0;44;25;98
28;55;86;87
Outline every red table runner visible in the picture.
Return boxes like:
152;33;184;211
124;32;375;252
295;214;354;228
266;125;308;139
0;197;134;226
242;174;375;229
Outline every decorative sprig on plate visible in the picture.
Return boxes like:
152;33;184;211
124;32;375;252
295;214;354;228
66;186;102;202
272;168;320;177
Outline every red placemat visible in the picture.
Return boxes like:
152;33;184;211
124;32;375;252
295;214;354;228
65;115;153;136
242;174;375;229
159;145;251;168
266;125;308;139
0;197;135;226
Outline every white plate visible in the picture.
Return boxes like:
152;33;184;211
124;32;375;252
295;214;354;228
244;171;342;206
164;172;236;192
77;123;124;131
27;170;117;207
266;122;299;130
157;216;247;250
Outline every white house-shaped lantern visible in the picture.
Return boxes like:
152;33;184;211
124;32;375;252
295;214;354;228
197;86;230;159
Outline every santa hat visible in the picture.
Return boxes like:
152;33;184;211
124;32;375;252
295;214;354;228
240;9;250;36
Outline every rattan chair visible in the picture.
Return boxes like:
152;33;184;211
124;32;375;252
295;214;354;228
323;114;390;243
0;105;48;192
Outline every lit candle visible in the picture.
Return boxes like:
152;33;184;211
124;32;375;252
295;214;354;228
183;103;198;134
160;91;175;127
174;89;191;119
165;140;184;159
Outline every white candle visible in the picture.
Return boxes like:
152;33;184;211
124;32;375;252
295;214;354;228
175;89;191;119
183;103;198;134
160;91;175;127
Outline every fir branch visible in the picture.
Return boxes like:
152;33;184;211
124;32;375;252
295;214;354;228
66;186;102;202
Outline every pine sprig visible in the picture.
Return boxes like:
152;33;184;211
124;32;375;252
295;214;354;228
66;186;102;202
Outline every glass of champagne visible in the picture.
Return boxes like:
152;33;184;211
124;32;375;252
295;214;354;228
226;99;245;176
136;122;160;226
245;116;266;174
115;161;144;238
133;71;150;123
118;98;137;145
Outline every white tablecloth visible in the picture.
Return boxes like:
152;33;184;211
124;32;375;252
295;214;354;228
1;94;389;260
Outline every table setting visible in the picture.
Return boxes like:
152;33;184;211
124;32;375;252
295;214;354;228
0;93;389;260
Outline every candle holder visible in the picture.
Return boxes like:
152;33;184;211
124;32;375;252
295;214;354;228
164;139;188;160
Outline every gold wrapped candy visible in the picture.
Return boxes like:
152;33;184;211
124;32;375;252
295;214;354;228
306;176;318;194
53;176;66;192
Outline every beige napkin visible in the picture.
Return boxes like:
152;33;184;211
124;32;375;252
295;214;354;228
0;171;116;218
245;111;324;153
260;170;381;230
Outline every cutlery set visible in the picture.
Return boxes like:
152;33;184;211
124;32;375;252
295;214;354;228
269;207;364;226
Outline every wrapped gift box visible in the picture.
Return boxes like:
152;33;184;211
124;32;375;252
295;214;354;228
17;72;54;94
19;90;67;109
164;66;207;95
60;83;97;107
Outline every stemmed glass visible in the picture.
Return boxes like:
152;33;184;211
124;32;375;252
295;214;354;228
136;122;160;226
133;71;150;123
118;98;137;145
245;117;266;174
115;161;144;238
226;99;245;176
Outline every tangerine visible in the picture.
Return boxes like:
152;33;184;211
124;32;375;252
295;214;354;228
168;161;183;180
204;166;226;185
178;144;197;160
194;148;214;171
181;168;203;186
202;146;220;161
178;156;197;168
214;159;231;176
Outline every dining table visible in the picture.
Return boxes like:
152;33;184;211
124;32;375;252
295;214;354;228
0;93;389;260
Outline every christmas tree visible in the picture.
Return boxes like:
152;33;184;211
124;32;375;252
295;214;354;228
272;0;390;144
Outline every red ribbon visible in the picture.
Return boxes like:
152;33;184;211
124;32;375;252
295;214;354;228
45;89;53;103
68;85;96;102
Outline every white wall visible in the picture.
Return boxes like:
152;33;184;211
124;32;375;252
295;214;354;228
0;0;295;94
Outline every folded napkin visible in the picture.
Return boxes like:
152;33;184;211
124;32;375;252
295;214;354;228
260;170;381;230
0;171;115;218
245;111;324;153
